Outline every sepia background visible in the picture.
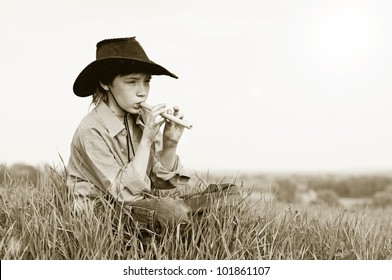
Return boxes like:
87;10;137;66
1;0;392;261
1;0;391;173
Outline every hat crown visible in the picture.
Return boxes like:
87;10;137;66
96;37;150;61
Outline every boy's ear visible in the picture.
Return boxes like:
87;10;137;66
99;81;109;91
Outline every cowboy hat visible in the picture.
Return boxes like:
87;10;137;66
73;37;178;97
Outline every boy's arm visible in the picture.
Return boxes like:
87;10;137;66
151;153;192;190
159;139;178;171
81;136;151;203
159;106;186;171
149;134;192;190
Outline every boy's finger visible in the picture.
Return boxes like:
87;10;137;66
173;106;180;116
154;115;165;125
176;113;184;119
152;103;166;112
152;107;167;117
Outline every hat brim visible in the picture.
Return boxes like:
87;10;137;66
73;58;178;97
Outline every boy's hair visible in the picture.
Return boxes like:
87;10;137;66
92;61;151;106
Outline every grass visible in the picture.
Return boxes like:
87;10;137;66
1;167;392;260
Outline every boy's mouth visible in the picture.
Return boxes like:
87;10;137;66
135;102;144;110
136;101;146;107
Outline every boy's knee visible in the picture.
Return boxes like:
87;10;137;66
155;198;192;231
127;197;191;234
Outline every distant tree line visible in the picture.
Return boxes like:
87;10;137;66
270;174;392;208
307;175;392;198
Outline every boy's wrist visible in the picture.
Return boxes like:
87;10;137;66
140;136;154;147
163;139;178;149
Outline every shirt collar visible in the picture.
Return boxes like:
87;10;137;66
136;108;146;128
95;101;125;137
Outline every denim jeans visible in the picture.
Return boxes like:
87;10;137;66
74;183;241;236
121;183;242;235
124;197;192;234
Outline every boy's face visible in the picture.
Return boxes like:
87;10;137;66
107;73;151;114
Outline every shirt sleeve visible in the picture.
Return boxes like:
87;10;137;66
150;152;193;190
83;137;151;203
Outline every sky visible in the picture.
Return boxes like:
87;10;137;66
0;0;391;173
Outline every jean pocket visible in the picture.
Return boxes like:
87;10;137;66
128;206;161;233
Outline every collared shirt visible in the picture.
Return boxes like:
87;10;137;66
67;101;192;205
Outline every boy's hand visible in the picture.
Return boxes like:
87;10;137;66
142;103;166;143
163;106;185;146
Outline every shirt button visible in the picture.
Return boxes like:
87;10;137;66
120;148;124;153
122;130;127;136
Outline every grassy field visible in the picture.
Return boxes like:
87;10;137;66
1;166;392;260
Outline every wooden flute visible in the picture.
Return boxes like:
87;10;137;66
140;102;193;129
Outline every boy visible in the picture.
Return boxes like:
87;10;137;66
67;37;193;233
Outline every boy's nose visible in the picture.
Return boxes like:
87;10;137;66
137;83;148;96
